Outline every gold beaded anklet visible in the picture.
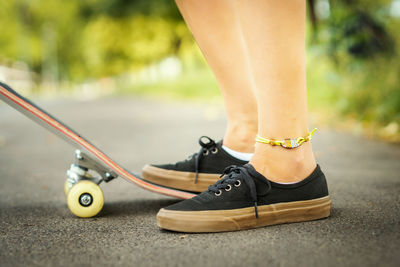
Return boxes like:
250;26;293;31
255;128;317;149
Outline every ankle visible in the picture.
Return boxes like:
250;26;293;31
223;126;256;153
250;142;316;183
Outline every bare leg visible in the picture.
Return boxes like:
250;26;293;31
236;0;316;182
176;0;257;153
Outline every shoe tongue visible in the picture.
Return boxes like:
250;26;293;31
243;164;270;196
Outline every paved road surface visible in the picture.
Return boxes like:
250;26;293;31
0;97;399;267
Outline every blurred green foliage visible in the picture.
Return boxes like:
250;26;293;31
307;0;400;130
0;0;194;80
0;0;399;135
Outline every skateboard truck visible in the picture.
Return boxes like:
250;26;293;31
66;149;118;189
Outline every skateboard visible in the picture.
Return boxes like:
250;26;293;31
0;82;196;218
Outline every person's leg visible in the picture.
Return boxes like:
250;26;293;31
236;0;316;183
176;0;257;153
157;0;330;233
142;0;259;192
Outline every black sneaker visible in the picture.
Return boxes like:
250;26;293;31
142;136;248;192
157;164;331;232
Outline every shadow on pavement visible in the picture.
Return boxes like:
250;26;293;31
0;198;180;220
101;198;179;217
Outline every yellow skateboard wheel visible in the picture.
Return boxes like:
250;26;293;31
67;180;104;218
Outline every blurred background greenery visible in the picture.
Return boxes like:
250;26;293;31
0;0;399;141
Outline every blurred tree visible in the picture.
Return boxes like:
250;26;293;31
307;0;400;127
0;0;189;81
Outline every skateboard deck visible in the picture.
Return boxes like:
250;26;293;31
0;81;196;217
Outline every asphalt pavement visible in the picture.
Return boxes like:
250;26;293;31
0;96;399;267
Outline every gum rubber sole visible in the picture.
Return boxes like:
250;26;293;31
157;196;331;233
142;164;220;193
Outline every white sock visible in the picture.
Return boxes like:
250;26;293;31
222;145;253;161
276;181;298;184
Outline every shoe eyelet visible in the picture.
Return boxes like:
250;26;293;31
215;190;222;196
211;148;218;154
203;150;209;156
225;184;232;191
234;180;241;187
